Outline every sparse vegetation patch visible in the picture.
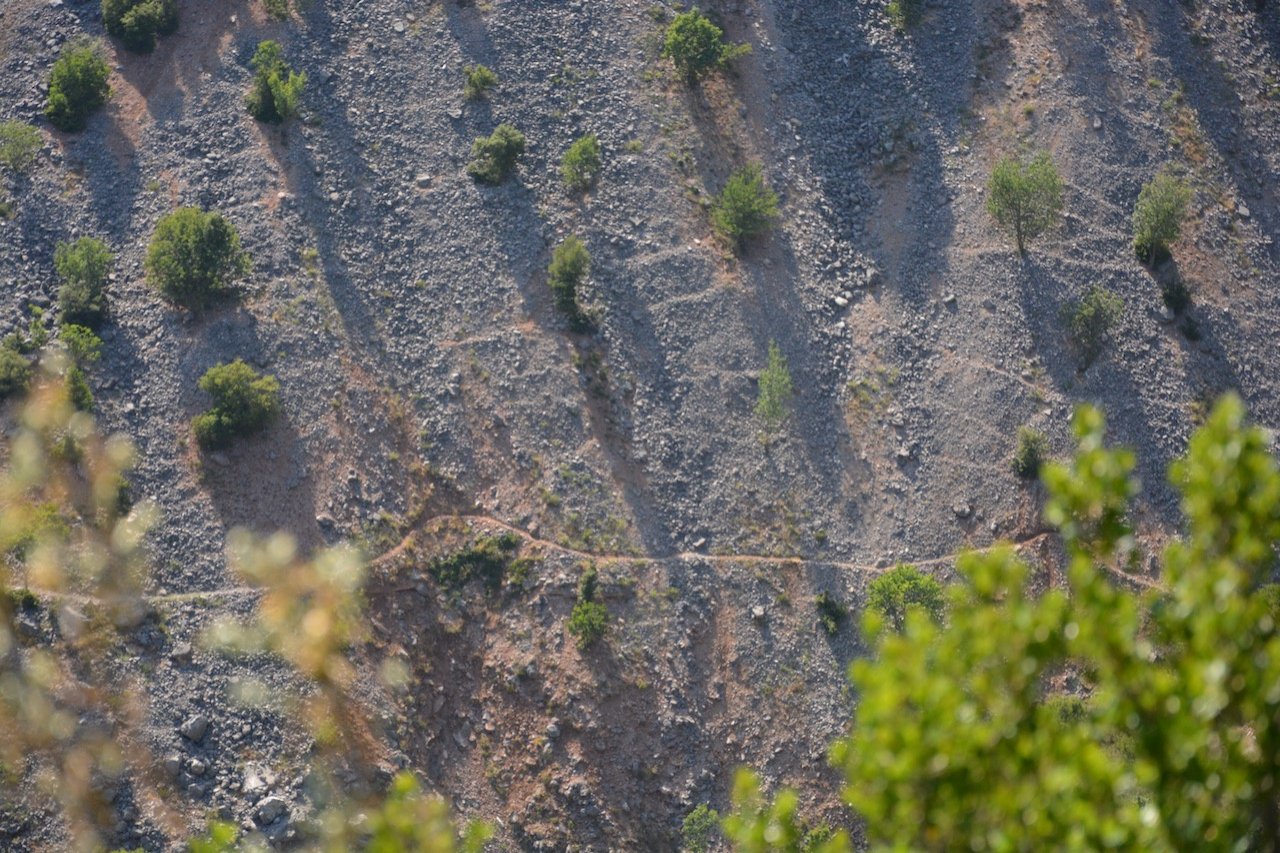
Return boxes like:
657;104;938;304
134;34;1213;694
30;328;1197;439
246;40;306;124
463;64;498;101
560;132;601;192
1065;285;1124;367
45;42;111;133
0;122;41;174
466;124;525;184
1132;168;1192;265
102;0;178;53
192;360;281;450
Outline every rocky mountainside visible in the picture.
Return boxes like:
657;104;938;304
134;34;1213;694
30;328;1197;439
2;0;1280;849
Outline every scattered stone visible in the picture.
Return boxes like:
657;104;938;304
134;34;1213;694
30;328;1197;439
751;605;766;622
180;714;209;743
170;642;194;665
255;796;288;825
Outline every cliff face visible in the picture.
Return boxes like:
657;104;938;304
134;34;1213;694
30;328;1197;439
2;0;1279;848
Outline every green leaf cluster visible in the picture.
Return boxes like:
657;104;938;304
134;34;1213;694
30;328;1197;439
55;236;113;329
146;207;251;310
662;8;751;82
712;164;779;250
0;121;41;174
547;234;590;327
193;360;280;449
102;0;178;53
986;151;1063;253
466;123;525;184
245;40;306;124
567;564;607;650
45;42;111;133
1065;284;1124;367
865;563;945;633
463;64;498;101
1133;167;1192;264
560;132;602;192
754;341;792;430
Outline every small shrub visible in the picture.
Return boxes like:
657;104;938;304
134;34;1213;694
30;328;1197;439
1012;426;1047;480
245;40;306;124
567;564;607;649
662;8;750;82
66;365;93;411
146;208;251;310
45;42;111;133
0;122;41;174
712;164;779;249
193;360;281;449
1161;275;1191;314
755;341;793;430
102;0;178;53
681;803;721;853
815;591;848;635
55;236;113;329
547;235;590;325
59;324;103;365
466;124;525;184
560;132;601;192
866;564;945;633
1132;168;1192;265
263;0;290;20
1065;284;1124;366
886;0;921;29
0;348;31;400
986;151;1063;253
463;64;498;101
428;533;520;592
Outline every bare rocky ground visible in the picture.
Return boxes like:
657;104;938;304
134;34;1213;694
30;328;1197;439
2;0;1280;849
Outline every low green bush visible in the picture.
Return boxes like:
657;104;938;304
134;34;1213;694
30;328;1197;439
1161;275;1191;314
55;236;113;329
662;8;750;82
193;360;280;449
1011;426;1047;480
755;340;793;430
1065;284;1124;366
466;124;525;184
986;151;1063;254
0;348;31;400
59;325;103;366
246;40;306;123
463;64;498;100
682;803;722;853
712;164;779;249
547;235;589;326
886;0;921;30
0;122;41;174
428;533;521;592
560;132;601;191
102;0;178;53
866;564;945;632
45;42;111;133
1132;168;1192;265
263;0;290;21
815;591;848;635
568;565;607;649
146;208;251;310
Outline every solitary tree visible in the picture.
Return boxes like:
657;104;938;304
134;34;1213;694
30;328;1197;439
713;164;779;251
102;0;178;53
44;42;111;133
55;237;113;329
986;151;1063;253
0;122;41;174
146;208;251;310
865;564;946;632
1065;284;1123;367
547;235;590;326
662;8;750;83
755;341;793;431
1132;168;1192;265
466;124;525;184
193;360;280;449
245;40;306;124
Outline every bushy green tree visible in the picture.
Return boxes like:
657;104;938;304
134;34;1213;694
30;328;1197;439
560;132;601;192
662;8;751;82
754;341;792;430
682;803;722;853
466;124;525;184
58;325;102;366
1065;284;1123;367
713;164;779;250
986;151;1063;253
245;40;306;123
146;208;251;310
567;564;607;649
547;234;590;326
0;121;41;174
463;64;498;101
55;236;113;329
102;0;178;53
865;563;945;632
45;42;111;133
1133;168;1192;265
193;360;280;449
1011;425;1047;480
0;348;31;400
